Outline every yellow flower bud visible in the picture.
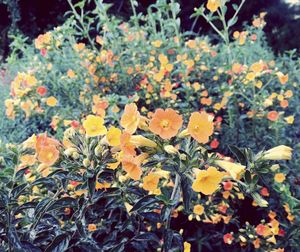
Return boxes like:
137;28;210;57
164;145;178;154
262;145;292;160
83;158;91;167
130;135;157;148
215;160;245;179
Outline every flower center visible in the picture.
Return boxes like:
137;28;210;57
160;119;170;129
91;125;97;131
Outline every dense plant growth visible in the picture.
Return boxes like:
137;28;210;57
0;0;299;251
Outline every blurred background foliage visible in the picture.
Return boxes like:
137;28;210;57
0;0;299;62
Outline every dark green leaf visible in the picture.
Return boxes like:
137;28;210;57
163;229;174;252
228;145;246;164
180;175;192;211
45;234;70;252
130;195;159;213
244;170;252;184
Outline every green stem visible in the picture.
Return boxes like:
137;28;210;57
163;173;180;252
129;0;139;28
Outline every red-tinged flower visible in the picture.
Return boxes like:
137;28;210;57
260;187;269;197
223;233;234;244
40;48;47;57
37;86;47;96
223;180;233;191
267;111;279;121
278;229;285;236
71;120;80;128
210;139;219;149
218;205;228;214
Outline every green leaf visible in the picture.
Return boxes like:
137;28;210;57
244;170;252;184
232;4;238;11
48;197;77;211
7;226;22;252
180;175;192;211
45;234;70;252
130;195;159;213
11;183;27;198
163;229;174;252
228;145;246;164
228;16;238;27
88;176;96;197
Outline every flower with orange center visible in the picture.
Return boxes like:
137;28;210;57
120;103;140;134
149;108;183;139
267;111;279;121
122;154;147;180
37;144;59;166
187;112;214;144
192;166;225;195
83;115;107;137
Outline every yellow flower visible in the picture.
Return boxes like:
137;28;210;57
184;242;191;252
193;204;204;215
274;173;286;183
285;116;294;124
143;173;160;191
192;166;225;195
151;40;162;48
263;145;292;160
215;160;246;179
120;103;140;134
206;0;221;12
187;112;214;144
106;127;121;146
83;115;107;137
129;135;157;148
46;96;58;107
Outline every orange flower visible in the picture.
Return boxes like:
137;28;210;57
280;100;288;108
120;132;136;156
36;133;60;152
149;108;183;139
87;224;97;232
120;103;140;134
277;72;288;85
267;111;279;121
35;133;60;166
122;154;147;180
143;173;160;191
187;112;214;144
37;145;59;166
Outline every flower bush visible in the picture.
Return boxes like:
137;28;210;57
0;0;299;251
